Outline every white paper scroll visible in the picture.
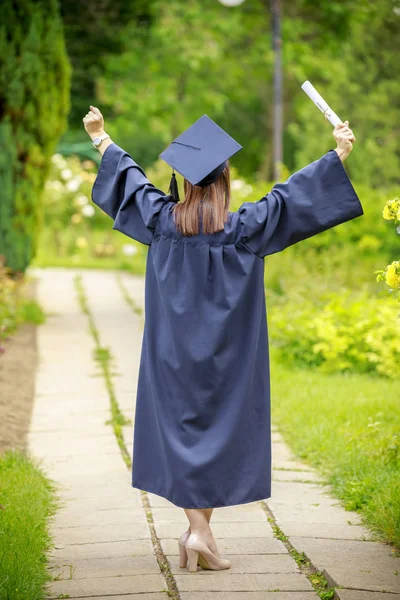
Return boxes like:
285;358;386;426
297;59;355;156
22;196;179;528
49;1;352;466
301;80;343;127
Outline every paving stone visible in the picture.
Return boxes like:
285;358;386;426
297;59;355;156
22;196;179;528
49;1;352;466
155;520;274;539
272;460;317;471
53;470;129;486
29;429;116;442
52;521;150;545
271;442;296;462
52;466;129;482
284;522;373;540
151;506;267;523
48;573;166;598
36;378;106;395
58;494;141;512
33;396;110;413
272;469;324;483
49;539;155;562
49;555;160;579
167;553;298;574
269;503;363;526
51;507;146;528
336;591;400;600
147;493;184;508
123;425;134;450
56;482;133;500
174;572;313;592
79;596;168;600
29;438;120;458
161;537;287;555
179;593;319;600
269;481;336;505
291;537;400;594
30;414;113;432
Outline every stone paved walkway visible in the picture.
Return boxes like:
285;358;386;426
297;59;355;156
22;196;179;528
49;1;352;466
27;267;400;599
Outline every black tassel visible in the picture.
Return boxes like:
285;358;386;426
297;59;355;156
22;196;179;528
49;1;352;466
168;171;180;203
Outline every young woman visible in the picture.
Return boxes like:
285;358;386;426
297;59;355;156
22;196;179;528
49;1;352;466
83;107;362;573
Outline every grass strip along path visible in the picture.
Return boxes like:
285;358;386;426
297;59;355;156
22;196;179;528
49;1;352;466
0;450;59;599
270;355;400;551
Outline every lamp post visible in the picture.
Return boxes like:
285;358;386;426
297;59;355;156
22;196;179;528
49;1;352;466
218;0;283;180
217;0;246;5
270;0;282;180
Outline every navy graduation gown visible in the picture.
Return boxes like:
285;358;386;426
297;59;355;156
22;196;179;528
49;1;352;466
92;143;363;508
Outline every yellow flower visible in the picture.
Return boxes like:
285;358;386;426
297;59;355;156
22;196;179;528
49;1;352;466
382;197;400;221
382;204;393;220
385;261;400;289
75;237;88;249
71;213;82;224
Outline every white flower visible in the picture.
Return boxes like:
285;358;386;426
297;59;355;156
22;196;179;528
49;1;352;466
66;178;81;192
45;180;64;191
82;204;95;217
74;194;89;207
122;244;137;256
231;179;245;191
242;184;253;195
60;168;73;181
51;154;67;168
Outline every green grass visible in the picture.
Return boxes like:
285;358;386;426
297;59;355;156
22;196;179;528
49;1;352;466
0;450;59;599
270;350;400;549
32;227;148;274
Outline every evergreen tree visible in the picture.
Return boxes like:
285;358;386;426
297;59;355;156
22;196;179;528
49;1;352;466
0;0;71;272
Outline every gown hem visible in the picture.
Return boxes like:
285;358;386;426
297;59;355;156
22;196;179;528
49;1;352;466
131;481;271;509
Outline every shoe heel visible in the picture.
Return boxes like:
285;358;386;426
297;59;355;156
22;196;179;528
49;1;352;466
186;547;199;573
178;543;187;568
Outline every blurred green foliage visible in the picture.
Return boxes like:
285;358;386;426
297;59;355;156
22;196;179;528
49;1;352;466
0;0;71;272
60;0;152;130
87;0;400;186
33;153;149;273
269;287;399;378
0;256;45;345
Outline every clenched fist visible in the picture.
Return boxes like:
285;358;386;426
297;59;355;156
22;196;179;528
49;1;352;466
83;105;105;139
333;120;356;162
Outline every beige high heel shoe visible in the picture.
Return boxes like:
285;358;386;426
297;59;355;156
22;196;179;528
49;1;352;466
185;533;231;573
178;530;200;568
178;530;190;568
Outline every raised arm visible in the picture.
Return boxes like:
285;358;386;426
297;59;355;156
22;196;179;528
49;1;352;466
238;121;363;258
83;105;113;155
83;106;167;245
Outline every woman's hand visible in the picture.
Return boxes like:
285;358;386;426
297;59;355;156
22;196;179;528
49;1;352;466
83;106;105;140
333;120;356;162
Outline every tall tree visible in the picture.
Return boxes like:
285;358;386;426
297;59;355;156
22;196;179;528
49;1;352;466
0;0;71;272
97;0;399;186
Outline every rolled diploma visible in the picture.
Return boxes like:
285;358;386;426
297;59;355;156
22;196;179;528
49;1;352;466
301;81;343;127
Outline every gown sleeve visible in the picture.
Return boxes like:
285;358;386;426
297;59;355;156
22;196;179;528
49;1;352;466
238;149;364;258
91;142;168;245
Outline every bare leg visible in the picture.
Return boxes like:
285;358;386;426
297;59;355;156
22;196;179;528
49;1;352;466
183;508;219;557
184;507;214;533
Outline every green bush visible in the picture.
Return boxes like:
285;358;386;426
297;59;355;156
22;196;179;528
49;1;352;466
34;153;149;271
0;256;45;344
269;287;400;378
0;0;71;273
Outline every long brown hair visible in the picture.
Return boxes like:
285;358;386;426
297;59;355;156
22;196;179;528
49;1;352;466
172;161;231;236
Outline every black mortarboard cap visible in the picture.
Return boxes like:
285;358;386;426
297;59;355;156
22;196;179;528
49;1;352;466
159;114;242;201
